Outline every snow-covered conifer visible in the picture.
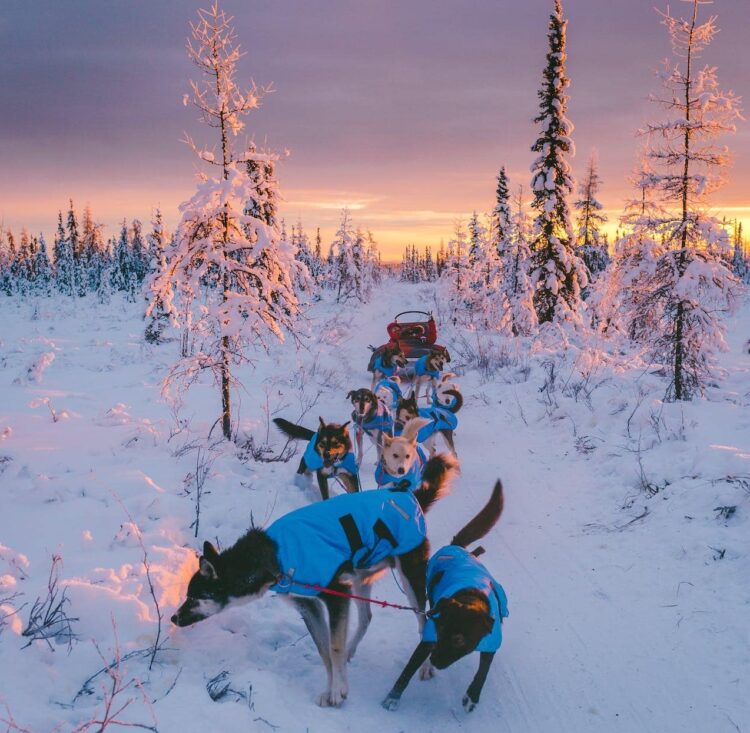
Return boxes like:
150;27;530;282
630;0;742;400
499;186;537;335
53;211;75;296
529;0;588;326
33;234;53;295
147;2;300;439
574;152;609;281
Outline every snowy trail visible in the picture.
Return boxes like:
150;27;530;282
1;285;748;732
316;282;749;733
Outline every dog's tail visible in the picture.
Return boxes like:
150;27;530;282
272;417;315;441
413;454;459;514
450;480;504;548
443;389;463;413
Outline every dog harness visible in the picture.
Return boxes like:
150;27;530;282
302;433;358;477
394;403;458;445
374;378;402;411
353;403;394;436
374;444;428;492
372;354;400;378
414;354;441;379
267;488;427;597
422;545;508;653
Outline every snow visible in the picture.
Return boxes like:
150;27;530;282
0;282;749;732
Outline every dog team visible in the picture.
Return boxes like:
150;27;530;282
172;342;509;713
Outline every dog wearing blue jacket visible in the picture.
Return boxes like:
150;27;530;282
272;417;359;500
347;388;394;464
383;480;507;713
395;386;463;457
377;416;435;491
412;348;451;402
370;344;408;389
171;456;459;708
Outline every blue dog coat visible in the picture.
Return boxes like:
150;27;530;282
394;403;457;445
414;354;441;379
302;433;359;477
375;444;428;492
354;404;394;436
372;354;400;378
422;545;508;653
267;489;426;597
374;378;402;411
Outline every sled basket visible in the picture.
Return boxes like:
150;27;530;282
367;311;448;370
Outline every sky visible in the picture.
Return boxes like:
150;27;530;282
1;0;749;261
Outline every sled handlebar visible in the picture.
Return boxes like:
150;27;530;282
394;310;433;322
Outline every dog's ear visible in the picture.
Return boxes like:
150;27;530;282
392;375;401;384
200;542;219;578
444;349;451;362
340;421;351;432
203;541;219;562
382;433;393;446
199;556;218;580
401;417;430;442
318;416;326;429
346;391;355;400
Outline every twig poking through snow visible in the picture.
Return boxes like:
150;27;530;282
21;554;77;652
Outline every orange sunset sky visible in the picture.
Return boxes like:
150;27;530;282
1;0;748;260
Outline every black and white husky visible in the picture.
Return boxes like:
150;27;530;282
171;455;458;707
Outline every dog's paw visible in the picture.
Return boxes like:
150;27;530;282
462;694;477;713
317;683;348;708
419;661;435;681
381;694;400;711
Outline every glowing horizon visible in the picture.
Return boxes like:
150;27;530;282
1;0;748;262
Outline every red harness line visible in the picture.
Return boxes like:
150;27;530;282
288;579;429;615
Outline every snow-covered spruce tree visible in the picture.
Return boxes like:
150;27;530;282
529;0;588;326
0;229;13;295
574;152;609;282
80;206;105;292
53;211;75;296
596;155;665;338
11;229;34;295
442;220;471;323
499;186;537;336
144;210;171;343
366;230;381;286
493;167;512;258
33;234;53;296
112;220;132;292
731;221;748;282
64;201;87;297
633;0;742;400
147;2;300;440
130;219;148;284
331;208;359;303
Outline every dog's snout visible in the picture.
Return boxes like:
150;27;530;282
170;613;179;625
397;467;405;475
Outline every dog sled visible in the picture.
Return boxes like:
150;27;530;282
367;310;448;372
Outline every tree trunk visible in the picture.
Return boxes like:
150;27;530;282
673;0;698;401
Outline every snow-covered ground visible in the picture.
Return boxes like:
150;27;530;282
1;280;748;732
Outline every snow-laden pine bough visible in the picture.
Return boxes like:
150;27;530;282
271;417;360;500
171;457;458;708
382;481;508;713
